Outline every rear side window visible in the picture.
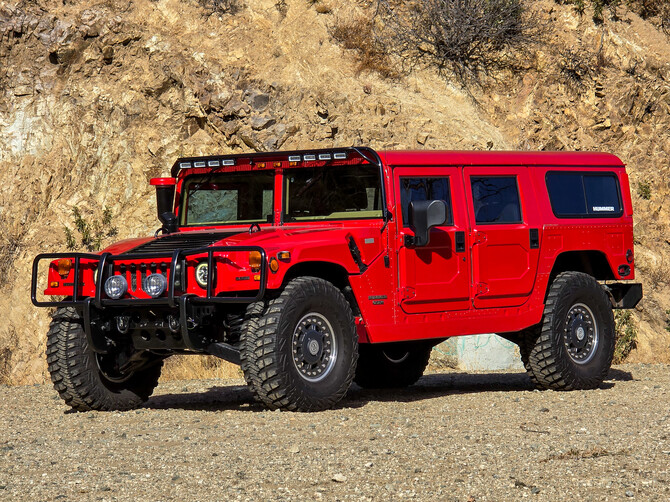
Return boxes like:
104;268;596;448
400;177;453;227
546;172;622;218
471;176;522;224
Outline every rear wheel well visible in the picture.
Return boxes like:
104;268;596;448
549;250;615;284
281;262;360;316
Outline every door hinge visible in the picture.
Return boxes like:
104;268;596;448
476;283;489;295
474;231;487;244
401;287;416;300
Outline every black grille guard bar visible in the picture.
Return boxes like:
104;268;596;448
31;246;268;308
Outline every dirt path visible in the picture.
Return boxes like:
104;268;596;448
1;364;668;501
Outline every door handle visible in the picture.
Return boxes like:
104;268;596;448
529;228;539;249
455;231;465;253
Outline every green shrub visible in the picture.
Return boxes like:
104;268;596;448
557;0;622;22
637;180;652;200
64;206;118;252
613;310;637;363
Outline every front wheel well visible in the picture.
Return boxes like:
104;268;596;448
280;261;360;316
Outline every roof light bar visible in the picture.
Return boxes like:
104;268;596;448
288;155;301;162
303;154;316;161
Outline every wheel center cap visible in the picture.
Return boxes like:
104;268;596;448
300;329;323;364
576;326;585;341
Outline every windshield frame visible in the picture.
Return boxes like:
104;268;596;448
282;163;385;223
179;169;276;227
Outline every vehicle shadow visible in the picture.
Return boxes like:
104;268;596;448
145;367;633;412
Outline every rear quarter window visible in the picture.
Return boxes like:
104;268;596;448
546;172;622;218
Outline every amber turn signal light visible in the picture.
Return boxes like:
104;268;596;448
56;258;73;278
269;257;279;273
249;251;262;271
277;251;291;262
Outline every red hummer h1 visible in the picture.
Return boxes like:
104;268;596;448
32;147;642;412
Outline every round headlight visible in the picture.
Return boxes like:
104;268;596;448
104;275;128;299
195;262;209;288
143;273;167;298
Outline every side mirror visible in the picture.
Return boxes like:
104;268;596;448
408;200;447;247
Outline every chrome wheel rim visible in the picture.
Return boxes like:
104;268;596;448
291;312;338;382
382;348;410;364
562;303;599;365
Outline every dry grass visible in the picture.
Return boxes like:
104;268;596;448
330;16;399;78
0;232;22;288
160;355;242;382
0;327;18;385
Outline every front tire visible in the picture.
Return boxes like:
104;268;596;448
528;272;615;390
354;342;433;389
46;307;163;411
241;277;358;411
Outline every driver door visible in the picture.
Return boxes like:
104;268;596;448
394;167;471;314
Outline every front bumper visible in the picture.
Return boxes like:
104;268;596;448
31;246;267;354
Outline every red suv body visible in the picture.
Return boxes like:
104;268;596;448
32;147;642;412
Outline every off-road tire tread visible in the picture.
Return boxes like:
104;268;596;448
516;326;542;388
239;301;266;400
528;272;614;391
46;307;162;412
242;277;358;412
354;343;432;389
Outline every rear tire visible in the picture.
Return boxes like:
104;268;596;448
354;342;432;389
241;277;358;411
528;272;615;390
46;307;163;411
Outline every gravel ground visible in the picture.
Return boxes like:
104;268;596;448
1;364;668;501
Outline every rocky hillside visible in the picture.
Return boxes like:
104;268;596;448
0;0;668;384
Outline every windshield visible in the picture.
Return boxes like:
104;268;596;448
180;171;275;226
284;164;383;221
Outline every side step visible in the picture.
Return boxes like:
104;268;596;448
206;342;241;365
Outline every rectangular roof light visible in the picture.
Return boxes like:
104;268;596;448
179;162;192;169
333;152;347;160
303;154;316;161
221;159;235;166
318;153;332;161
194;161;206;168
288;155;301;162
208;160;220;167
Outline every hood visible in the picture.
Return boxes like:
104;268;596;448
101;230;239;255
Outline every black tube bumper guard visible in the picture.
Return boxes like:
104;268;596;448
31;246;267;355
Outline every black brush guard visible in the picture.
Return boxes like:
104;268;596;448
31;246;267;356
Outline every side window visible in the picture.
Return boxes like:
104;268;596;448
546;172;622;218
471;176;522;224
400;177;453;227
